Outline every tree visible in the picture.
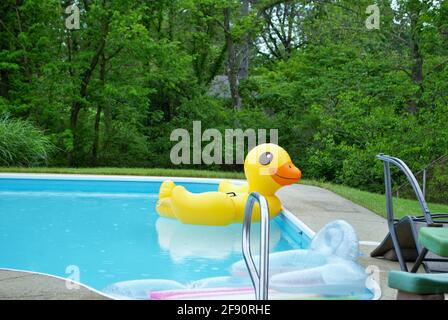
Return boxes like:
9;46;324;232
224;4;242;109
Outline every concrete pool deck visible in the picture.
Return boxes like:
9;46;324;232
0;182;424;300
0;270;110;300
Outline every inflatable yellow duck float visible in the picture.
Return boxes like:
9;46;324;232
156;144;301;226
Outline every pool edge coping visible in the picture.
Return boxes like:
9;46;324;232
0;267;116;300
0;173;245;184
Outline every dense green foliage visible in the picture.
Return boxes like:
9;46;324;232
1;0;447;200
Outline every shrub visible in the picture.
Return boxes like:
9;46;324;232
0;116;54;166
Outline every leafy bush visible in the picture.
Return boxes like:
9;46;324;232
98;121;150;167
0;116;54;166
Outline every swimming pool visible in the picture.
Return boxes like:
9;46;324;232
0;174;312;299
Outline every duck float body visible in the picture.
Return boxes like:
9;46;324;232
156;144;301;226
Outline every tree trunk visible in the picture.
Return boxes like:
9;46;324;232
91;104;102;166
409;37;424;114
224;7;242;109
408;1;424;114
0;2;11;98
69;14;108;166
207;43;227;85
238;0;251;80
168;5;175;41
91;52;106;166
103;97;112;153
0;70;9;98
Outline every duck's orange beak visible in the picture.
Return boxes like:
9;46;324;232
270;162;302;186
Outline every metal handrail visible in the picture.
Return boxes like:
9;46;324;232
378;154;432;223
378;154;448;273
242;192;270;300
378;154;433;271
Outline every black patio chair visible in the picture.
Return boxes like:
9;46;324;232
371;154;448;273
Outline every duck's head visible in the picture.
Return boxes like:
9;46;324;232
244;144;301;195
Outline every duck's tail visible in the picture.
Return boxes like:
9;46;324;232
156;180;176;219
159;180;176;199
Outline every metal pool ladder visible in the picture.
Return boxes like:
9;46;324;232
242;192;270;300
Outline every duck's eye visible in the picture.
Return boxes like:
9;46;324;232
259;152;273;165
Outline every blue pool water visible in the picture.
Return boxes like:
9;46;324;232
0;177;310;293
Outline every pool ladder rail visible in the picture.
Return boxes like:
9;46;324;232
242;192;270;300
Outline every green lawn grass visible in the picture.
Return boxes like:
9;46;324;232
305;180;448;220
1;167;447;220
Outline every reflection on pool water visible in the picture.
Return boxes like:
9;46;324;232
0;177;310;297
